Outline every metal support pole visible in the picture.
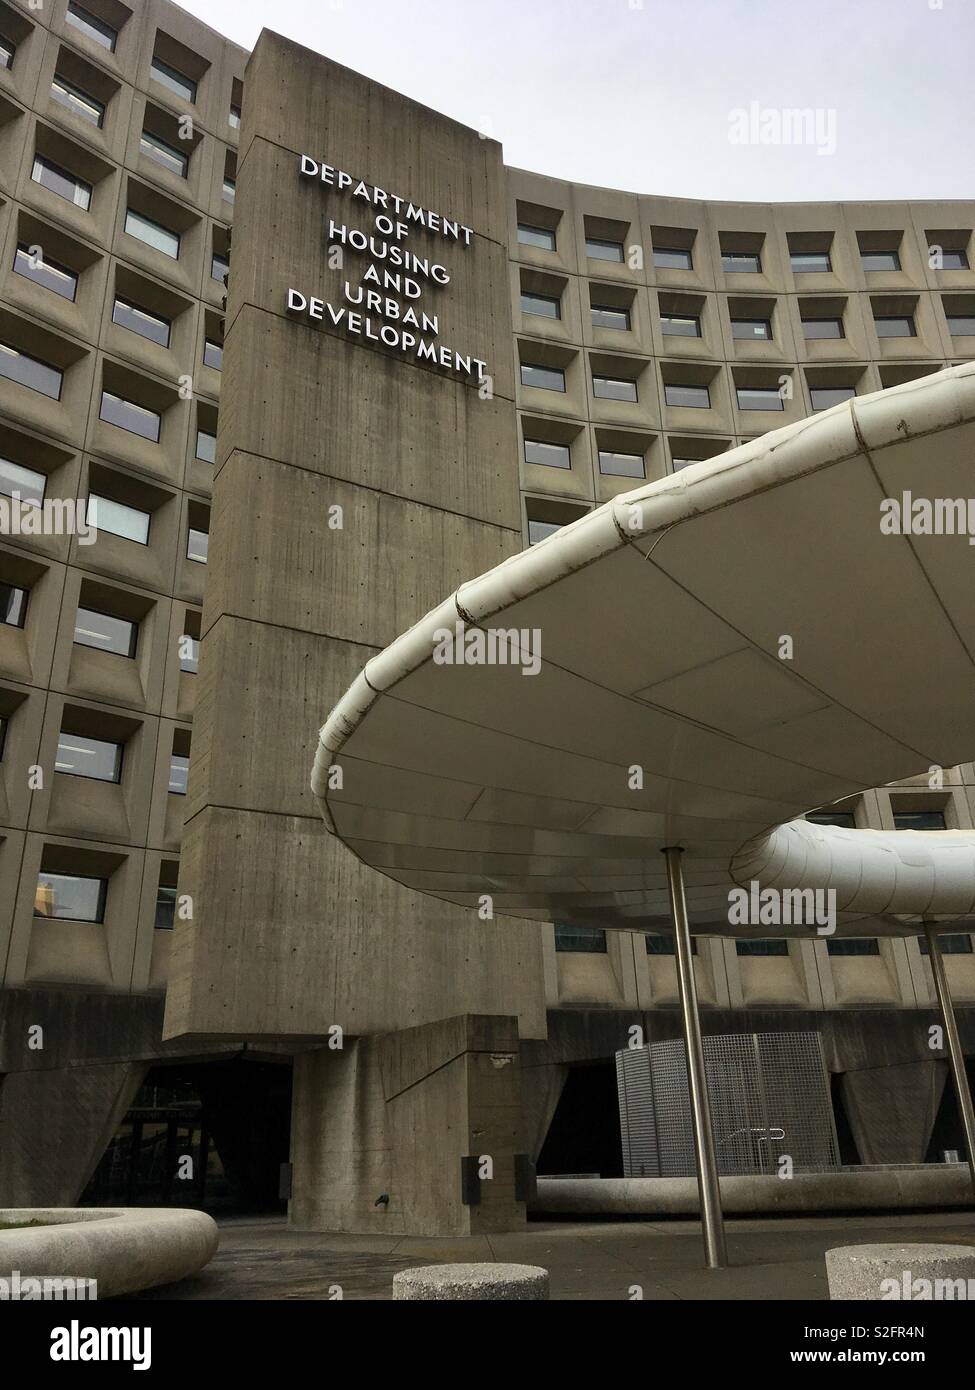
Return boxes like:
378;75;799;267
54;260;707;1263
662;846;728;1269
924;921;975;1194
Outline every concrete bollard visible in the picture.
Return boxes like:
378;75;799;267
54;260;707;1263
392;1262;550;1301
826;1243;975;1300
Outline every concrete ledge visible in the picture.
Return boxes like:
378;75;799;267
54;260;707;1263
534;1167;974;1217
826;1243;975;1300
392;1262;550;1300
0;1208;219;1298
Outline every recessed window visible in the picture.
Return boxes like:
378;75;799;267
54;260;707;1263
722;252;761;273
150;56;197;104
0;342;63;400
125;208;180;259
521;291;560;320
112;297;171;348
893;809;946;831
518;223;556;252
528;519;560;544
51;74;105;127
14;244;79;301
1;582;28;628
228;104;241;130
211;253;229;283
939;249;970;270
586;237;624;263
0;457;45;507
947;314;975;336
661;313;700;338
861;249;901;272
591;304;629;331
521;362;565;392
73;606;137;657
737;386;784;411
34;870;106;922
791;251;832;273
140;129;188;178
593;374;637;403
524;438;570;469
55;730;122;782
810;385;855;411
0;35;15;69
554;924;607;953
86;493;150;545
155;883;177;929
806;810;856;828
920;934;973;956
645;933;697;955
736;939;788;956
195;428;216;463
222;178;235;203
731;318;772;341
826;938;880;957
653;247;692;271
802;317;844;340
31;155;92;211
169;752;189;794
187;526;208;563
179;634;199;673
598;449;644;478
665;382;709;408
874;315;915;338
0;715;6;758
203;339;223;371
66;2;116;52
99;390;161;442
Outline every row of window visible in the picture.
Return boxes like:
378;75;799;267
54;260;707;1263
34;865;178;930
518;222;970;276
1;577;204;660
553;924;973;956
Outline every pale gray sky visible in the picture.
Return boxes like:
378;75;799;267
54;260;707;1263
178;0;973;202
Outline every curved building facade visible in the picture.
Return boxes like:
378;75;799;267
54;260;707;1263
0;2;974;1235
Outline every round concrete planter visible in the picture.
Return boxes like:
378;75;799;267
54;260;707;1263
393;1262;550;1301
0;1208;219;1298
826;1243;975;1300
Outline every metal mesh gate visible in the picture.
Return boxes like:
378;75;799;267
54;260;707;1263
617;1032;839;1177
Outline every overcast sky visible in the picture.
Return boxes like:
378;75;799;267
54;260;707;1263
178;0;973;203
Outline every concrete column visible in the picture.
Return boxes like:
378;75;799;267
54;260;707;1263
840;1060;947;1164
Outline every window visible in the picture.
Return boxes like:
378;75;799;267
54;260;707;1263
99;390;161;442
51;75;105;127
1;582;28;627
150;57;197;104
203;339;223;371
591;304;629;331
222;178;235;203
665;382;709;408
521;291;560;320
645;934;697;955
74;606;137;657
920;934;973;956
140;130;188;178
661;313;700;338
554;924;607;953
737;386;783;411
736;940;788;956
802;317;844;340
0;715;6;758
810;385;855;411
125;208;180;259
211;253;229;283
524;439;570;469
518;223;556;252
228;104;241;130
521;362;565;392
31;155;92;211
731;318;772;341
722;252;761;273
86;493;150;545
195;428;216;463
893;809;946;831
586;237;624;263
180;634;199;673
947;315;975;336
14;244;78;301
598;449;644;478
0;36;15;69
653;247;692;270
0;457;45;507
861;250;901;272
34;871;106;922
791;251;832;273
55;730;122;782
169;753;189;794
187;527;208;563
528;519;560;544
0;343;63;399
806;810;856;828
874;315;915;338
66;2;116;51
155;884;177;930
939;249;970;270
826;938;880;957
593;375;637;402
112;297;171;348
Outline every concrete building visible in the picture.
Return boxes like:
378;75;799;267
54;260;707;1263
1;0;974;1237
